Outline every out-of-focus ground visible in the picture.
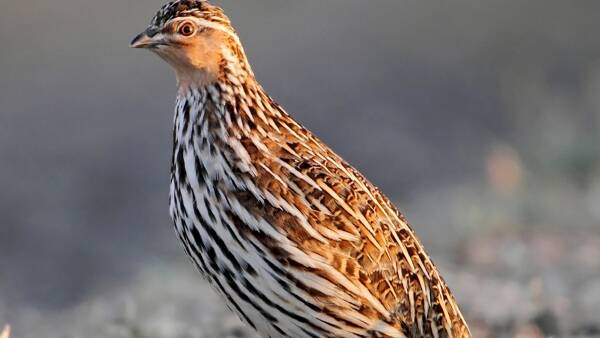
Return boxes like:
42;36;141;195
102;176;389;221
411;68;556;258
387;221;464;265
1;0;599;337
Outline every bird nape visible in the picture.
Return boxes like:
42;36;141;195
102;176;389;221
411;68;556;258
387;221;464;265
131;1;471;337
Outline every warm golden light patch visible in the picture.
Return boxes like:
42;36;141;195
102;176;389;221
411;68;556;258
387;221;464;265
486;144;524;194
0;325;11;338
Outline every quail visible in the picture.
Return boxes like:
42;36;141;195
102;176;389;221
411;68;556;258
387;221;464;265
131;1;471;337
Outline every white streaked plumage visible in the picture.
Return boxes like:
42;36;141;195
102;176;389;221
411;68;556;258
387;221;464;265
132;1;471;337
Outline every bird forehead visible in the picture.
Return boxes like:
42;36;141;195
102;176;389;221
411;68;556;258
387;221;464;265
150;0;222;29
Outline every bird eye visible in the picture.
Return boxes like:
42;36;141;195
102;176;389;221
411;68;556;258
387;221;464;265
178;22;196;37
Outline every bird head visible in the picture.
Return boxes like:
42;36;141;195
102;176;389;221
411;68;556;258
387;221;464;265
131;0;247;88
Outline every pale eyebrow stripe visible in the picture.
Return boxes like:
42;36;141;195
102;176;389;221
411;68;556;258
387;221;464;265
171;17;240;44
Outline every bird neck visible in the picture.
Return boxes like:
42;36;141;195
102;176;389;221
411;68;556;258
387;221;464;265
175;42;254;95
174;38;294;142
174;70;282;142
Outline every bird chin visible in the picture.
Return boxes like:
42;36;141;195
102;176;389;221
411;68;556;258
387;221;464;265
146;42;169;50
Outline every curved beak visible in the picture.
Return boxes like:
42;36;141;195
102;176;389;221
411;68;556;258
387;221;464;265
130;29;162;49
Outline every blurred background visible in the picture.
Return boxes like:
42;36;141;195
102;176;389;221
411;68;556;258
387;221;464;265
1;0;599;337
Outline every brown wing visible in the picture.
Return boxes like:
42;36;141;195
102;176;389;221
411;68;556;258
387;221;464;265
232;98;470;337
